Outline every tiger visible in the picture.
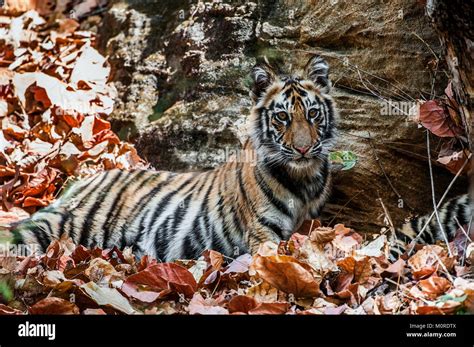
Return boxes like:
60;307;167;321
10;55;472;261
12;55;337;261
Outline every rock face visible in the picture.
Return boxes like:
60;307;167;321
97;0;467;232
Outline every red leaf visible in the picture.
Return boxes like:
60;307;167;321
29;297;80;314
71;245;92;263
93;116;111;135
0;304;23;315
419;100;463;137
188;293;229;315
228;295;258;313
248;302;289;315
121;263;197;302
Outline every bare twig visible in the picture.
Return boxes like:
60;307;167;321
384;277;445;314
425;131;452;256
367;132;405;204
328;190;364;226
377;196;395;235
411;32;439;62
455;214;473;266
408;152;472;255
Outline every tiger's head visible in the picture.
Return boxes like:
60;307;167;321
249;55;337;175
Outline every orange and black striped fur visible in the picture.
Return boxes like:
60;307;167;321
14;55;338;261
12;55;472;261
390;194;471;259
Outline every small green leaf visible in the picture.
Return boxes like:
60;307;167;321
0;281;13;302
329;150;358;170
438;294;467;303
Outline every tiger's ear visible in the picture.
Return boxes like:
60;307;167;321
251;61;277;103
305;55;331;93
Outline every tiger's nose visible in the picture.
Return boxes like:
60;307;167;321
294;145;310;155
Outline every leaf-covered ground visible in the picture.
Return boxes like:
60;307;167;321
0;6;473;315
0;222;473;315
0;7;146;226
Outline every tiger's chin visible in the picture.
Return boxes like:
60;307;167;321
286;157;320;173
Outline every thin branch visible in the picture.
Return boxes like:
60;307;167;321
328;190;364;226
377;196;395;235
455;214;473;267
367;132;404;202
408;152;472;255
425;131;452;256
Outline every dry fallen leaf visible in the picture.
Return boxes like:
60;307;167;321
251;254;321;298
408;245;454;279
81;282;136;314
188;293;228;315
418;99;464;138
29;297;80;315
121;263;197;302
417;276;451;300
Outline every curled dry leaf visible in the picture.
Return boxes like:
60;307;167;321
408;245;454;279
412;300;461;315
437;149;471;175
228;295;258;314
84;257;123;285
188;293;228;315
246;281;278;302
0;303;23;315
187;260;208;283
417;276;451;300
29;297;80;314
202;250;224;271
337;256;372;285
332;224;362;253
310;226;336;244
82;308;107;315
121;263;197;303
381;258;406;277
248;302;289;315
373;292;401;314
226;294;289;315
355;235;387;258
418;99;464;138
223;253;252;274
257;241;279;256
81;282;136;315
251;254;321;298
41;270;66;287
295;236;338;276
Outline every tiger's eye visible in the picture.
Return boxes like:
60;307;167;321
309;108;319;118
276;112;288;121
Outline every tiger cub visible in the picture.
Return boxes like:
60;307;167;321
12;55;472;261
14;55;338;261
